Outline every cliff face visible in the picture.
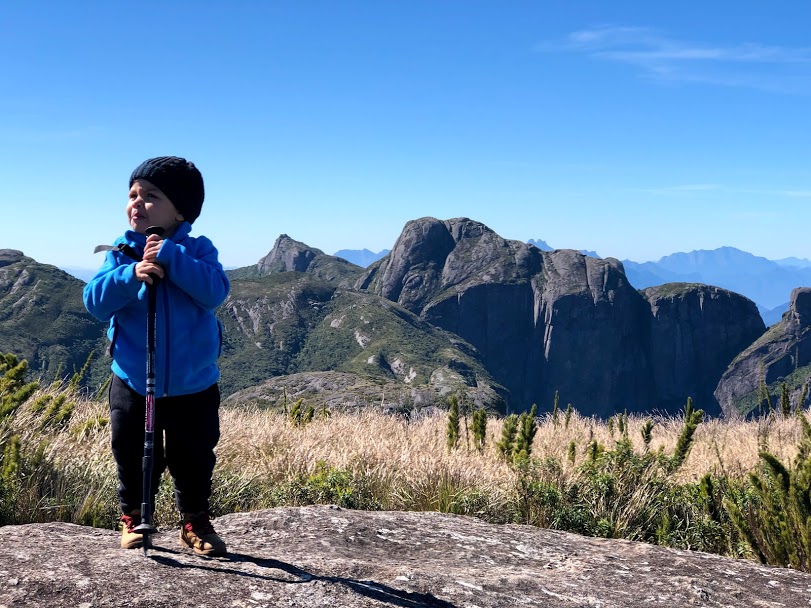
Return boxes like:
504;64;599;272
644;284;765;416
357;218;765;416
715;287;811;417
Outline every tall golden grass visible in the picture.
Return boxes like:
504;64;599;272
3;386;805;526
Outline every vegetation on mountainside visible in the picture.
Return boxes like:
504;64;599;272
731;364;811;419
0;256;108;387
4;350;811;572
219;274;502;401
217;273;336;395
642;282;712;299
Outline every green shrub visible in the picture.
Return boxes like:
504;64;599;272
726;415;811;570
497;414;518;459
446;394;460;451
273;461;381;510
472;408;487;452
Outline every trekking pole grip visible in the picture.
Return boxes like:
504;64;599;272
145;226;165;286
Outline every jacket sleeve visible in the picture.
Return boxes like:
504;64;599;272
157;236;230;310
82;252;142;322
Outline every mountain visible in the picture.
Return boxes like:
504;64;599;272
527;239;599;257
333;248;390;267
622;247;811;311
527;239;553;251
759;302;791;328
773;257;811;269
715;287;811;417
221;238;506;408
356;218;764;416
228;234;364;287
5;225;799;418
0;249;107;385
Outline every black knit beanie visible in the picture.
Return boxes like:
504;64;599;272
129;156;205;224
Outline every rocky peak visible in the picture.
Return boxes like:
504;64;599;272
357;217;770;416
356;217;542;313
0;249;26;268
257;235;324;274
442;217;494;242
788;287;811;327
228;235;363;288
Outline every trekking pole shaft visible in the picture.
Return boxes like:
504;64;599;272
135;226;163;551
142;251;158;523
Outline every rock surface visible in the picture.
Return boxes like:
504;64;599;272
2;506;810;608
645;284;765;416
715;287;811;417
223;370;504;413
238;235;363;288
357;217;765;416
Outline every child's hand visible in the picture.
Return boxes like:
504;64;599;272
142;234;163;263
134;260;165;284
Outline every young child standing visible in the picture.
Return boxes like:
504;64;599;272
83;156;230;556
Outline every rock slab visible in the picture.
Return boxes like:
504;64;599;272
2;506;810;607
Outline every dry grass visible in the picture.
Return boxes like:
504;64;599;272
9;395;809;497
3;389;809;534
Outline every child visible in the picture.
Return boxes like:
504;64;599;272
83;156;230;556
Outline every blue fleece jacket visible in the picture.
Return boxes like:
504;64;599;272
83;222;230;397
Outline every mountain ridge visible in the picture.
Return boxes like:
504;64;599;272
5;219;809;417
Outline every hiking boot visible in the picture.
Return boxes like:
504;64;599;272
180;512;227;556
120;512;142;549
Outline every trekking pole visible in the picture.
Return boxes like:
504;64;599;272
134;226;165;556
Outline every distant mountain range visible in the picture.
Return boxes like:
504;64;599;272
526;239;599;258
7;216;811;418
619;247;811;325
62;242;811;328
333;248;390;267
522;241;809;326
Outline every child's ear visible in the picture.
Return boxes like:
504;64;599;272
176;213;185;222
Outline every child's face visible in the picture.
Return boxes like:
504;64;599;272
127;179;184;234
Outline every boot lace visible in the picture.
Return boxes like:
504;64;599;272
184;512;216;536
121;514;140;533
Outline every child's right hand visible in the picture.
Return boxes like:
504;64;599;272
134;260;165;285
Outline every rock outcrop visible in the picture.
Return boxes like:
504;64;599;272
2;506;810;607
0;249;25;269
715;287;811;417
357;218;765;416
645;284;765;416
223;370;504;413
230;235;364;288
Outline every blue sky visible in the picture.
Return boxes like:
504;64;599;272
1;1;810;271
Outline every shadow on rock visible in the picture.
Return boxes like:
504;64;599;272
148;547;457;608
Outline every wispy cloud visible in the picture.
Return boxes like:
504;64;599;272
538;25;811;94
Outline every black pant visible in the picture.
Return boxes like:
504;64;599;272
109;374;221;516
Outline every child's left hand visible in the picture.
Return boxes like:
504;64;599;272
143;234;163;263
